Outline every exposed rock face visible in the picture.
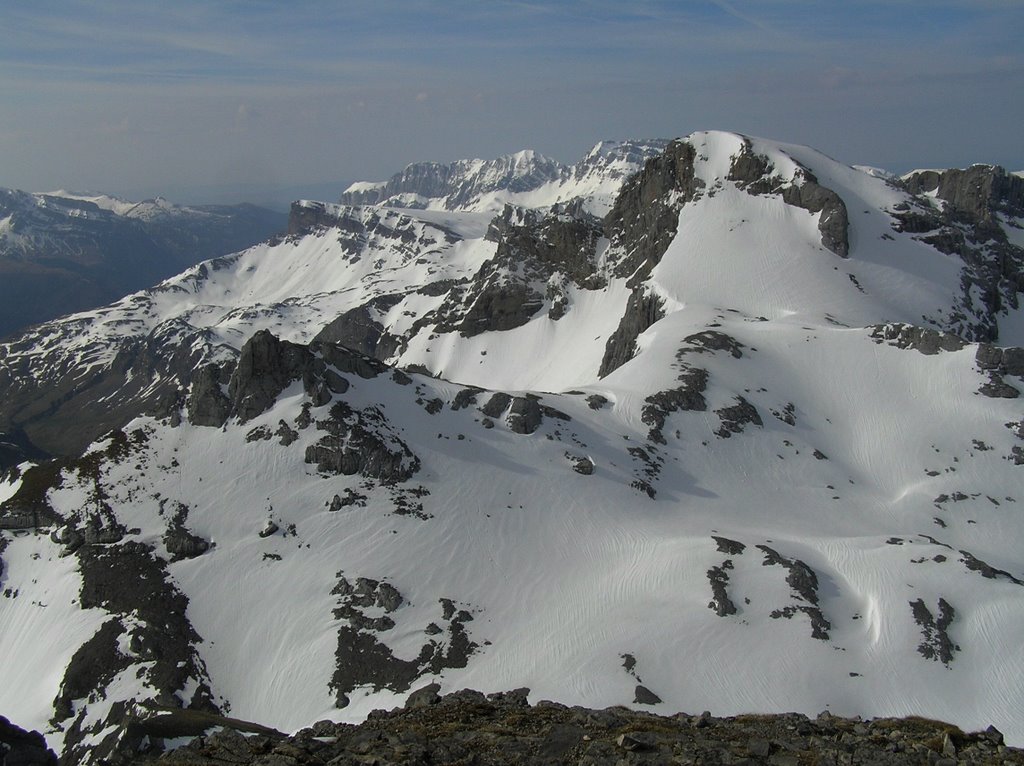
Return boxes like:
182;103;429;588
0;316;227;457
910;597;960;665
599;136;848;378
507;396;543;435
633;685;662;705
329;577;479;708
161;502;210;562
420;204;604;339
605;139;703;284
902;164;1024;224
728;139;849;258
313;294;403;359
871;323;1022;398
714;396;763;438
757;545;830;641
599;290;665;378
186;331;388;429
870;323;968;355
641;368;708;444
228;331;319;423
338;151;566;210
305;401;420;484
0;461;63;530
454;280;545;336
899;165;1024;342
485;203;605;286
185;365;231;427
707;562;738;616
0;427;49;473
120;689;1020;766
0;715;58;766
55;542;218;765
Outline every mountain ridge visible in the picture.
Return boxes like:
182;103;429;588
1;130;1023;764
0;187;286;340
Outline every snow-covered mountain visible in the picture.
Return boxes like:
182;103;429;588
1;131;1023;764
0;188;286;339
339;139;669;217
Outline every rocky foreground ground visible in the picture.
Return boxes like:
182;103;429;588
7;686;1020;766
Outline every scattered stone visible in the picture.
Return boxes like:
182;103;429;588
135;693;1024;766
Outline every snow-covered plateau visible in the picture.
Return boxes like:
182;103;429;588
1;131;1023;764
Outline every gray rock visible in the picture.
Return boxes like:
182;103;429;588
314;294;403;359
599;288;665;378
480;392;513;418
633;685;662;705
0;715;58;766
728;138;849;257
507;396;543;434
572;456;595;475
870;323;967;355
186;364;231;427
229;330;316;424
405;683;442;709
715;396;763;438
164;528;210;561
910;597;959;665
305;401;420;484
605;139;704;283
747;737;771;757
707;563;738;617
713;536;746;556
616;732;654;751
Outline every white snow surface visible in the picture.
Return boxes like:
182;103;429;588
2;130;1024;755
42;190;206;220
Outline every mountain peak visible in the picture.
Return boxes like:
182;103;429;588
2;131;1024;763
339;139;668;216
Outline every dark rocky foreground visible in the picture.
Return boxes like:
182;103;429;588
104;688;1022;766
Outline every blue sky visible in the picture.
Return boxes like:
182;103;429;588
1;1;1021;204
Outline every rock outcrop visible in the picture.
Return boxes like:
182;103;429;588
899;164;1024;343
120;689;1021;765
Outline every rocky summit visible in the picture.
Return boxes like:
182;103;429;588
1;132;1023;765
117;688;1021;766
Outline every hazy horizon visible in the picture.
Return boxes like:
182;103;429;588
3;1;1022;206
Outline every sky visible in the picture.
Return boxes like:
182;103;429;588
1;0;1022;206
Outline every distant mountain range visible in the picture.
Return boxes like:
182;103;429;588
0;189;286;338
339;139;668;216
0;133;1023;765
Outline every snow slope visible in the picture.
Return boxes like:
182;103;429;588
1;131;1023;762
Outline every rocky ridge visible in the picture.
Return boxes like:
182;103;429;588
0;188;285;339
113;688;1022;766
337;140;669;216
3;132;1024;764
